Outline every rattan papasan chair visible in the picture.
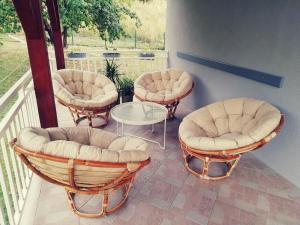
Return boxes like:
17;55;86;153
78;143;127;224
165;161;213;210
134;68;194;118
52;69;118;127
12;127;150;218
179;98;284;180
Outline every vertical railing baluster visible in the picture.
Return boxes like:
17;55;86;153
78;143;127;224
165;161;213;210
28;92;33;124
12;119;27;189
18;108;26;128
99;58;103;73
80;60;83;70
24;90;33;127
0;138;20;220
18;107;31;183
0;162;15;225
29;91;39;127
6;129;23;201
0;201;7;225
93;59;97;72
29;92;35;126
0;69;42;225
29;91;35;126
32;92;40;127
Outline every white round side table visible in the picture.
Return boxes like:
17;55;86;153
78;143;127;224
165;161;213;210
111;102;168;149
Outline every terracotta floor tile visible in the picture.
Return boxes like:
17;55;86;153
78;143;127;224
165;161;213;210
136;177;180;210
111;200;166;225
153;158;189;187
30;103;300;225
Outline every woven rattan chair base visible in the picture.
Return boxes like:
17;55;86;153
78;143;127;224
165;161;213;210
134;95;179;119
165;101;179;119
134;83;194;119
182;150;241;180
57;98;115;128
65;176;135;218
179;115;284;180
75;113;109;128
12;139;150;218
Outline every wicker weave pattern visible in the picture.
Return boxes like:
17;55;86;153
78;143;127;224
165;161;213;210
53;69;118;127
12;127;151;218
134;69;194;119
178;99;284;180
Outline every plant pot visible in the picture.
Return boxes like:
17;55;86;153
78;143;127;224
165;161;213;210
121;94;133;103
67;52;86;59
139;52;155;60
103;52;120;60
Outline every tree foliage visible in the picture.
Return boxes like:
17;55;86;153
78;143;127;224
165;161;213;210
0;0;21;33
59;0;90;33
0;0;141;48
90;0;141;49
41;0;91;47
58;0;91;46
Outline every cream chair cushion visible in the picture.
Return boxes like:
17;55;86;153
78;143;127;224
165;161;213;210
179;98;281;151
52;69;118;108
18;127;150;163
134;68;193;102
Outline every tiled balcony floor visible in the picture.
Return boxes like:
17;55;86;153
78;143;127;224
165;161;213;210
32;102;300;225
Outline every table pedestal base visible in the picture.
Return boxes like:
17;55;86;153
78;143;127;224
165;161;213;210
116;120;166;149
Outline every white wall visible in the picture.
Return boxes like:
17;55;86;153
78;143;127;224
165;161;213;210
167;0;300;187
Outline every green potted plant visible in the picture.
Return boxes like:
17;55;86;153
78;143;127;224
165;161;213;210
118;77;134;103
104;59;122;85
67;46;86;59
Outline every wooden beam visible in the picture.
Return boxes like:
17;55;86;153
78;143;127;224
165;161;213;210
12;0;58;128
46;0;65;70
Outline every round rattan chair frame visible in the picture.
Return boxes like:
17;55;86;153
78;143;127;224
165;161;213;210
134;82;194;119
56;97;116;128
179;115;284;180
12;139;150;218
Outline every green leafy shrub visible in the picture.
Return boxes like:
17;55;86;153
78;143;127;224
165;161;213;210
118;76;134;96
104;59;122;85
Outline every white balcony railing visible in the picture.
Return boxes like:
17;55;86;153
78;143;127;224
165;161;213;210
49;50;168;75
0;49;168;225
0;70;40;225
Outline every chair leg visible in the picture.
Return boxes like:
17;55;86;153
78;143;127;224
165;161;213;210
166;101;179;119
92;111;110;128
66;190;106;218
65;177;135;218
103;110;110;126
225;157;241;177
202;157;210;178
106;177;135;215
73;110;110;128
87;113;93;127
182;151;241;180
67;107;78;125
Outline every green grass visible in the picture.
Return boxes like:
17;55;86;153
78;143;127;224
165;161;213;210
121;0;166;44
64;32;165;51
66;0;166;50
0;34;29;98
0;1;166;218
0;33;29;121
0;34;29;223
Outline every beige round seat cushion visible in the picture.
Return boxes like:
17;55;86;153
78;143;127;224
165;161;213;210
179;98;281;151
134;68;193;102
52;69;118;108
18;127;150;163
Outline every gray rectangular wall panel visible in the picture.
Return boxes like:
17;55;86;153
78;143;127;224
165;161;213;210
177;52;284;88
